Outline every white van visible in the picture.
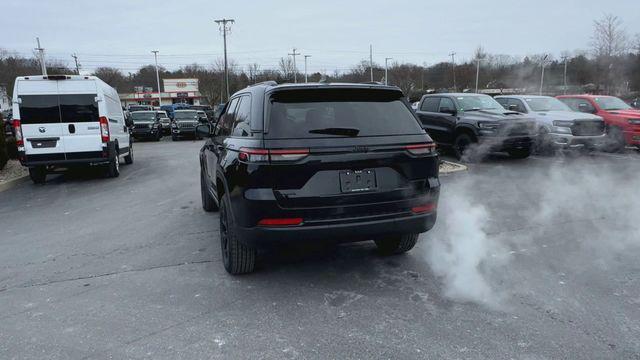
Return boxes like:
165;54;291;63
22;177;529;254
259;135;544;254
12;75;133;183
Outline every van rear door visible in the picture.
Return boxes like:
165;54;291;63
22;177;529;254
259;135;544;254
18;93;67;160
59;93;101;156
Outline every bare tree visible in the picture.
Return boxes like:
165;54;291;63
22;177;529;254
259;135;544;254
591;14;629;58
278;57;296;81
247;63;261;84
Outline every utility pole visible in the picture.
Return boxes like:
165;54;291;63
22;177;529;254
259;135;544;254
539;54;549;96
449;52;456;91
214;18;235;101
71;53;80;74
304;55;311;83
384;57;393;85
35;37;47;76
475;57;485;93
288;47;301;83
369;44;374;82
562;55;569;95
151;50;162;107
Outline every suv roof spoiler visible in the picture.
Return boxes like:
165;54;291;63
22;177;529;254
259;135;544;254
249;80;278;87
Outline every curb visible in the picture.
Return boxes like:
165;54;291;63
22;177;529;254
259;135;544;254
0;175;29;193
439;160;468;175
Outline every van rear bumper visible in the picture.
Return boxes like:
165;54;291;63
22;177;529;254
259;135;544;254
19;142;118;167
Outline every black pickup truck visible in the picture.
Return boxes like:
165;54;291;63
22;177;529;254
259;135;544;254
415;93;537;160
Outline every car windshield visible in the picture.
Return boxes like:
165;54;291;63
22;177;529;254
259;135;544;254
456;95;505;112
593;97;632;111
267;89;422;139
174;111;198;120
130;112;155;121
525;97;571;112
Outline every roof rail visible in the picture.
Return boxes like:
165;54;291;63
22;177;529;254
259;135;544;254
362;81;384;85
250;80;277;87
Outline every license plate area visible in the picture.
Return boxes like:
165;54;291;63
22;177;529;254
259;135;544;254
339;169;377;193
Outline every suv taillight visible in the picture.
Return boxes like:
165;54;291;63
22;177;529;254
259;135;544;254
405;143;436;156
12;119;23;147
239;148;309;163
99;116;110;143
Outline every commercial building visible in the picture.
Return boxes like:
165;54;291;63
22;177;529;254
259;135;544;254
119;78;206;107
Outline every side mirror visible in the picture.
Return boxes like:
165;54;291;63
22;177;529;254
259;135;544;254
440;107;456;116
125;118;133;127
195;124;212;137
508;104;519;111
578;103;595;113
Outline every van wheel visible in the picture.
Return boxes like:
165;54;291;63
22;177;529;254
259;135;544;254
124;143;134;164
107;152;120;178
29;166;47;184
375;233;419;255
220;193;256;274
201;169;218;212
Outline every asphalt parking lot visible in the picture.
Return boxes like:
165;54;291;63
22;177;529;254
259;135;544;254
1;138;639;359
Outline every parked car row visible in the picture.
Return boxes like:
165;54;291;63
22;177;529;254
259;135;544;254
414;92;640;159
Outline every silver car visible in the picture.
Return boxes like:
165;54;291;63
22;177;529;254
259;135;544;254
495;95;606;150
156;110;171;134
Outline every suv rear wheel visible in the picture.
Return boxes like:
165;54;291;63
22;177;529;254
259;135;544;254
29;166;47;184
374;233;419;255
220;193;256;274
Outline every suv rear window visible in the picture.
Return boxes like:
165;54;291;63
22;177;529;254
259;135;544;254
266;89;422;138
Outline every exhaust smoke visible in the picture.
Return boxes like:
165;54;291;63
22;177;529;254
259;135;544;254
424;155;640;308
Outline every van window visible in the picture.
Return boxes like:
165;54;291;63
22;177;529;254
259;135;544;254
59;95;99;123
18;95;60;124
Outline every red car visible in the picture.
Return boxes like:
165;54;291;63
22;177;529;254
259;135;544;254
557;95;640;151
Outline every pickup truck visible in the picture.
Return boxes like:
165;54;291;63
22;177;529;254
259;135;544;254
415;93;537;160
557;95;640;152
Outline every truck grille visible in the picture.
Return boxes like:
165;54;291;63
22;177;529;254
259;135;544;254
571;120;604;136
177;121;197;129
505;122;536;136
134;123;150;129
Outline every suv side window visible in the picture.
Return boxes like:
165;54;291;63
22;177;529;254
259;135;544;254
216;97;240;137
232;95;252;137
420;97;440;112
510;99;527;113
438;98;455;113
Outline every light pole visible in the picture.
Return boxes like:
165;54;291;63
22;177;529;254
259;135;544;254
384;57;393;85
562;56;569;94
288;48;301;83
539;54;549;96
475;57;485;93
214;18;235;102
304;55;311;83
151;50;162;107
449;52;457;91
35;37;47;76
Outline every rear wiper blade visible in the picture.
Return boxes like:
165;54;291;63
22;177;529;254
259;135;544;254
308;127;360;137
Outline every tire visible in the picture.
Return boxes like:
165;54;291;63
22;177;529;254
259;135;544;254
219;193;256;274
604;126;626;153
535;128;555;156
107;151;120;178
375;233;419;255
28;166;47;184
124;141;134;164
200;169;218;212
453;133;476;161
155;132;161;142
172;135;178;141
507;148;531;159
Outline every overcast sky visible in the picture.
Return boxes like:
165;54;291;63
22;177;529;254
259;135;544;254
4;0;640;74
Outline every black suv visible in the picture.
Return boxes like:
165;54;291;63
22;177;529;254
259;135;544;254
130;111;162;141
197;82;440;274
415;93;537;159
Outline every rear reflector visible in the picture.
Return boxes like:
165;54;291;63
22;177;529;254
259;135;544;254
257;218;304;227
411;203;436;214
12;119;23;146
405;143;436;156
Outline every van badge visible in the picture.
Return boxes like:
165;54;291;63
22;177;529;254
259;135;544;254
38;127;46;133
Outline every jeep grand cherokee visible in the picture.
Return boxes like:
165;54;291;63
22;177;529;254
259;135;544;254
197;82;440;274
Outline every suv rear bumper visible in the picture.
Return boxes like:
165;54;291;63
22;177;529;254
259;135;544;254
237;211;437;246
